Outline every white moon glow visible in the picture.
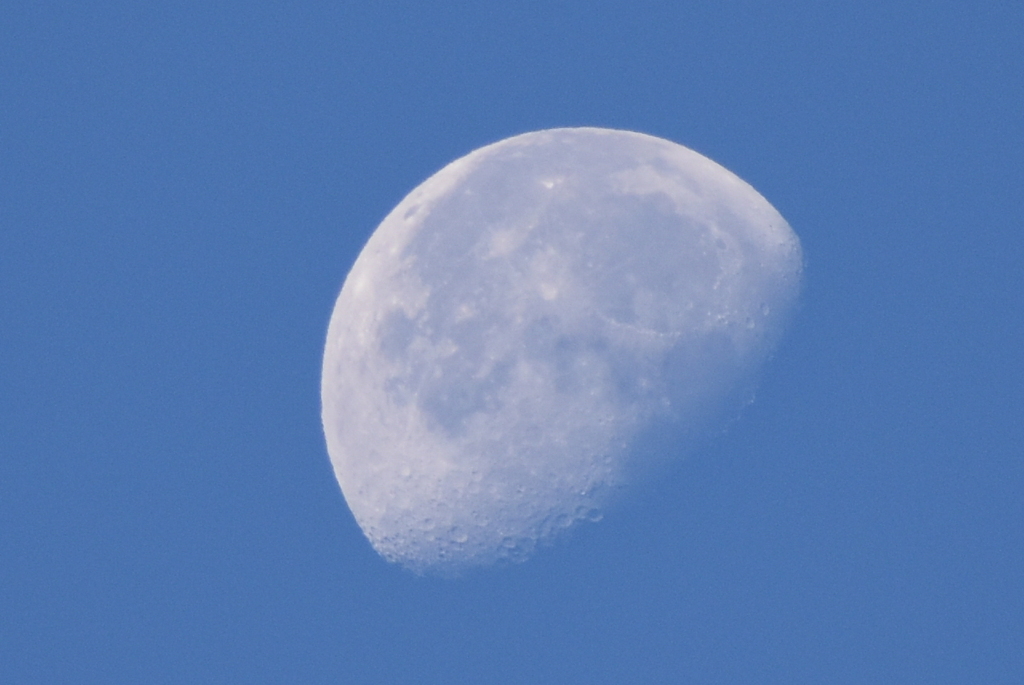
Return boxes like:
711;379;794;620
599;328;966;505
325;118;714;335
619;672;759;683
322;128;801;574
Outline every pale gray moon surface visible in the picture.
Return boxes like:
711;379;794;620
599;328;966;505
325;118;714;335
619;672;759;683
321;128;802;574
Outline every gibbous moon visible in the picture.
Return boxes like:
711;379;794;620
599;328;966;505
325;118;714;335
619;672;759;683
322;128;801;574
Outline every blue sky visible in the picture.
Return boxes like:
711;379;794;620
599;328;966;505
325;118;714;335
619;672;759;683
2;2;1022;682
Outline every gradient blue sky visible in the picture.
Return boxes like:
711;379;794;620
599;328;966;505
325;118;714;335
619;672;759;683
2;2;1022;683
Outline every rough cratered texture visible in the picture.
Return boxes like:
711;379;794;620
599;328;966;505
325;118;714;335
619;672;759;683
322;128;802;574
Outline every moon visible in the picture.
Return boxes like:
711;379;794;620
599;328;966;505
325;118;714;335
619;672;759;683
322;127;802;574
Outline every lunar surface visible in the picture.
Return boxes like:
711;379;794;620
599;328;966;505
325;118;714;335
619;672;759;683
322;128;802;574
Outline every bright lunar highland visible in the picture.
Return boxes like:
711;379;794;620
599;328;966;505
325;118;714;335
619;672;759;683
322;128;802;574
